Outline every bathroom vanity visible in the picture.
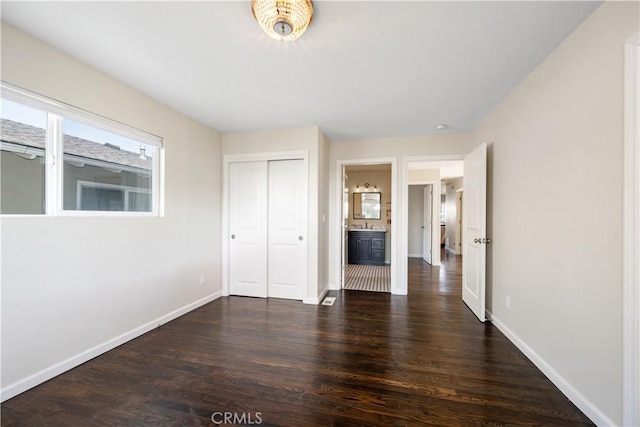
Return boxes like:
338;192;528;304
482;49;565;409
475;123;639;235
348;230;386;265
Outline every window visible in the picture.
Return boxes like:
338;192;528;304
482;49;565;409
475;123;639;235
62;118;154;212
0;99;47;214
76;181;151;211
1;83;162;215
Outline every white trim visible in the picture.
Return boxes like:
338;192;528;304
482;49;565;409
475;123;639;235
623;32;640;427
224;150;307;163
334;158;398;293
408;253;423;258
1;82;162;146
45;113;61;214
487;311;614;426
222;150;309;301
0;291;223;402
304;287;329;305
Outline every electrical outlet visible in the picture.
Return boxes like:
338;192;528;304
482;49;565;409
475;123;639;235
505;296;511;310
199;274;206;286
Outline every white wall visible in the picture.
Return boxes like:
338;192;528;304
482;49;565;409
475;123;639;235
329;134;474;293
317;129;330;300
472;2;639;425
221;126;328;303
1;23;222;399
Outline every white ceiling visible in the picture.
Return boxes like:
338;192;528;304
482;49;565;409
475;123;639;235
1;1;601;141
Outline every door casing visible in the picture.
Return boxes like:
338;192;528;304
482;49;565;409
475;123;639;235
623;32;639;427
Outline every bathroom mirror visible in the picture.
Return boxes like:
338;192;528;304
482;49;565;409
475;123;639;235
353;192;381;219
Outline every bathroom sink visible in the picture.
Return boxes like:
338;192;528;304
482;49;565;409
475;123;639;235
349;227;386;232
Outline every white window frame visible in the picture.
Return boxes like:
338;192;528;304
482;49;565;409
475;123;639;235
1;82;163;217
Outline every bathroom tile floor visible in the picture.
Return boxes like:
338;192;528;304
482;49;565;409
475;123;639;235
344;264;390;292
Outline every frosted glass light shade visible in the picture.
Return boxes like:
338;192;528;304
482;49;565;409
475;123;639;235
251;0;313;41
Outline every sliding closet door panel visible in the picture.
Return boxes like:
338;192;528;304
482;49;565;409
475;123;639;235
268;159;307;300
229;161;268;297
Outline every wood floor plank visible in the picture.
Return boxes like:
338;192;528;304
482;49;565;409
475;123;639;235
1;253;594;426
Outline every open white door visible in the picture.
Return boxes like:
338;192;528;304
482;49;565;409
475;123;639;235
229;161;268;297
462;143;487;322
422;185;433;263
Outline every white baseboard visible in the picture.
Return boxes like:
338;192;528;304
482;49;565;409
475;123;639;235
1;291;223;402
408;253;422;258
487;310;615;427
304;287;329;305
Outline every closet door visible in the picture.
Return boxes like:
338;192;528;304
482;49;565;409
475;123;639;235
268;159;307;300
229;161;268;297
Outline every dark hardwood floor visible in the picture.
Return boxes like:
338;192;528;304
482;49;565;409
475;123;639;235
2;252;593;426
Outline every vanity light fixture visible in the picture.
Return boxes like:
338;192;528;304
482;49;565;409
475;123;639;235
251;0;314;41
355;182;377;192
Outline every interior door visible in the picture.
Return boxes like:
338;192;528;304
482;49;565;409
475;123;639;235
268;159;307;300
422;185;433;264
462;143;487;322
229;161;268;297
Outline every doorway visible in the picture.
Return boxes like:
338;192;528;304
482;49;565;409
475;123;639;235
341;162;393;293
401;157;466;295
442;178;464;256
408;184;436;264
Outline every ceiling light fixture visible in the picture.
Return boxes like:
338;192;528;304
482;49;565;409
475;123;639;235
251;0;313;41
434;124;448;131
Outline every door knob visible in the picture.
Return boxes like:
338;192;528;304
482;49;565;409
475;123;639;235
231;234;236;239
299;236;304;241
473;238;491;244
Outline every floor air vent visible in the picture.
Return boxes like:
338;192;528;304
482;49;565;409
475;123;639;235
321;297;336;306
